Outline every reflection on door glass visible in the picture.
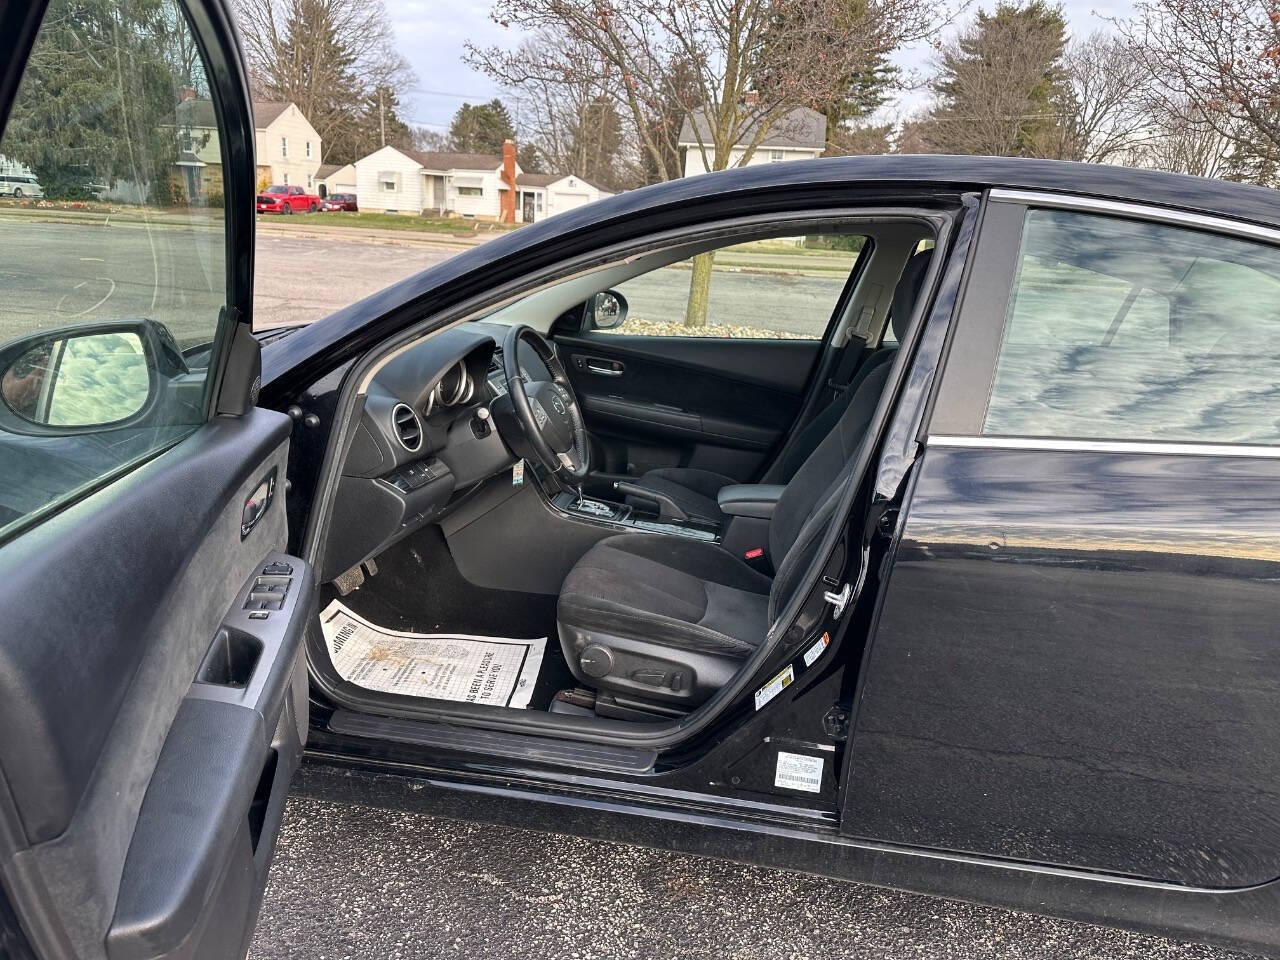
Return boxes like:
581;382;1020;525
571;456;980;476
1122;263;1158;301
985;209;1280;444
0;0;227;534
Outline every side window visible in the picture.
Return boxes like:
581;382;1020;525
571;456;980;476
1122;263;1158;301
599;234;867;340
984;209;1280;444
0;0;228;535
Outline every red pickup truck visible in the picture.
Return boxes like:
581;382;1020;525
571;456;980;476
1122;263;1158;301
255;184;319;214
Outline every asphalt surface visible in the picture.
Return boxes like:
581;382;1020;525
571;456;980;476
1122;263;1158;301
0;215;854;339
248;795;1254;960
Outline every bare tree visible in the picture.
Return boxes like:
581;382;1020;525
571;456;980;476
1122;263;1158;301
469;0;942;325
1141;99;1236;177
234;0;412;161
1052;32;1151;162
1121;0;1280;156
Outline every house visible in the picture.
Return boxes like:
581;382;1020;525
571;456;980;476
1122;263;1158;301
173;97;322;199
678;105;826;177
354;143;520;220
515;173;612;223
315;163;356;198
353;140;612;222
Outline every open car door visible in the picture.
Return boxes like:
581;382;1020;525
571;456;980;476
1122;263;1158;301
0;2;310;958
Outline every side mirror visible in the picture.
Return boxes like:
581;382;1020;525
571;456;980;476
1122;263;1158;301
589;290;628;330
0;320;176;430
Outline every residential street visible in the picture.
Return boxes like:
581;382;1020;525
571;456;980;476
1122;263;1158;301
248;791;1250;960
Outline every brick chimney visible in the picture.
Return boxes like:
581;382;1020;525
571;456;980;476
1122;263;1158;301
180;86;198;102
500;139;517;224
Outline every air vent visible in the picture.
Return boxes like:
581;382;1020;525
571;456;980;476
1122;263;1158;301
391;403;422;451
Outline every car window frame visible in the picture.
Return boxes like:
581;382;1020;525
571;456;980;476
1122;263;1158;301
928;189;1280;453
0;0;256;544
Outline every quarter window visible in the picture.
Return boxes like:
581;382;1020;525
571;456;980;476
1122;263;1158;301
0;0;229;534
984;209;1280;444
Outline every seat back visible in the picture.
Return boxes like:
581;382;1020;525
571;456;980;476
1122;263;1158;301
763;249;932;485
764;249;932;621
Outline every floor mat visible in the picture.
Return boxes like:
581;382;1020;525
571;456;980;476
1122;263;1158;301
320;600;546;709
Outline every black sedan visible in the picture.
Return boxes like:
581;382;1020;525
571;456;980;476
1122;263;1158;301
4;0;1280;958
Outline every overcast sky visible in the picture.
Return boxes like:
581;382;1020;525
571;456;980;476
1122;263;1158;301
384;0;1135;133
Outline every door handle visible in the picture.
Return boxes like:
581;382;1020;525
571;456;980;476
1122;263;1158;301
585;359;624;376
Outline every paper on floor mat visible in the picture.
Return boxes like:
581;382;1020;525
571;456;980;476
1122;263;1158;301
320;601;546;709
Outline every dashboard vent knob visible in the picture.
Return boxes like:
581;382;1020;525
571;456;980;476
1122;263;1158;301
391;403;422;451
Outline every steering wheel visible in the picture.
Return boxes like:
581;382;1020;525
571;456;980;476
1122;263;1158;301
502;325;590;481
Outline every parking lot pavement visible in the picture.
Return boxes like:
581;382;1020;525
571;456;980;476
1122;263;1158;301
253;233;459;330
249;795;1252;960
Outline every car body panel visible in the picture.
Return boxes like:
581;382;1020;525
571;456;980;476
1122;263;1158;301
256;185;318;214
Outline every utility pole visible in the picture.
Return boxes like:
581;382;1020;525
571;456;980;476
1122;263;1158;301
379;87;386;146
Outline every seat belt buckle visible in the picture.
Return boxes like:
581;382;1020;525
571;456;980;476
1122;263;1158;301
743;547;770;573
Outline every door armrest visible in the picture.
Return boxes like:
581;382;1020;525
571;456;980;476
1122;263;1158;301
717;484;785;520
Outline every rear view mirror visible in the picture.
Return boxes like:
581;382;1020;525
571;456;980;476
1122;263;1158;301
589;290;628;330
0;326;154;428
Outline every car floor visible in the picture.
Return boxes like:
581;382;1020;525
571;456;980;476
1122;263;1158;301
321;525;574;711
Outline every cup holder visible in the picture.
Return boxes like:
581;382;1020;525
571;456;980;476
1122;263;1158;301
197;627;263;687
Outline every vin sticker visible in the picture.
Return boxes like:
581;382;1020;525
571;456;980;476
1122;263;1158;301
775;751;824;793
754;664;794;710
512;459;525;487
803;632;830;668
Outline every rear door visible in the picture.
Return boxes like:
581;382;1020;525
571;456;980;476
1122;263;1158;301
846;192;1280;888
0;2;310;958
552;232;870;484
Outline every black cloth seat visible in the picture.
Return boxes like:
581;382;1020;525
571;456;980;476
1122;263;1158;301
557;358;895;708
628;249;931;525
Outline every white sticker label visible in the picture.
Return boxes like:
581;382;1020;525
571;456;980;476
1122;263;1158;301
803;632;830;667
754;664;794;710
775;751;824;793
512;459;525;487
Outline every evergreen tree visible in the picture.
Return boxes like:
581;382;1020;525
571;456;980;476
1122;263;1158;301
449;100;517;154
5;0;197;200
920;1;1070;156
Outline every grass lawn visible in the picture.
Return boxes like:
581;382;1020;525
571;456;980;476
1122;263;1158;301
260;210;522;237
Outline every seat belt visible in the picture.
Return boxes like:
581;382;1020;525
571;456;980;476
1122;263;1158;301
826;335;869;398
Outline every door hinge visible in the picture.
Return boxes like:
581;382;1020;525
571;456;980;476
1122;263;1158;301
822;580;852;619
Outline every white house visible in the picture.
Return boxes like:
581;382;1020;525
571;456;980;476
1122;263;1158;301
315;163;356;198
679;105;826;177
355;145;519;220
515;173;612;223
174;97;322;198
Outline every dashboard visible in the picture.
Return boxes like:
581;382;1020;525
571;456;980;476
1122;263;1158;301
322;322;540;581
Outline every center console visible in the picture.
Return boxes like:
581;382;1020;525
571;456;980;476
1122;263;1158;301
550;490;720;542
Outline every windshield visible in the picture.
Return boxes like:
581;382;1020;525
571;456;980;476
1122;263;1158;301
265;186;287;194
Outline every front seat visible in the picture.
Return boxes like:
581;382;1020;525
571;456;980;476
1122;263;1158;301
557;357;893;711
627;249;931;525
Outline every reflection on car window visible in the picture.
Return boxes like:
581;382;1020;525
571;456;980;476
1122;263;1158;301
0;0;227;534
603;234;867;340
984;209;1280;444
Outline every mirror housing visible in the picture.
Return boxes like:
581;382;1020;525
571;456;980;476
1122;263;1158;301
588;290;628;330
0;318;186;433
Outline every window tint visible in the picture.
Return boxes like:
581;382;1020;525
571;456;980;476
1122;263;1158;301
984;209;1280;444
601;234;867;340
0;0;228;534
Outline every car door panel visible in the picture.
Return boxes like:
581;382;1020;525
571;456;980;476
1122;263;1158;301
0;410;309;959
556;332;820;477
846;443;1280;888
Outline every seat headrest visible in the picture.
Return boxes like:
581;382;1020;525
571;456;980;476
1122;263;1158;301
890;249;933;341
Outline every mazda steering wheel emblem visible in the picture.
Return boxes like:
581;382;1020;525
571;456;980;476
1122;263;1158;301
550;394;566;417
